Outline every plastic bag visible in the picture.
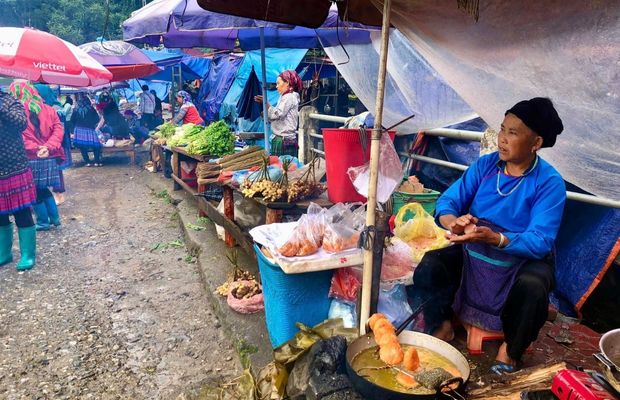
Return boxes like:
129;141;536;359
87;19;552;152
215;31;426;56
277;206;325;257
328;267;362;302
394;203;450;263
328;299;357;329
347;131;403;204
381;237;416;282
378;283;414;331
322;204;366;253
226;280;264;314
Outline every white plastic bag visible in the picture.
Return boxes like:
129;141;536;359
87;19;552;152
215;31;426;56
347;131;403;204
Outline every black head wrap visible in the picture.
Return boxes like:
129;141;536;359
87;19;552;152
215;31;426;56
505;97;563;148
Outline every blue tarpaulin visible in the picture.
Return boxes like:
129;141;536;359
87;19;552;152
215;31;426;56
197;54;244;123
219;48;307;134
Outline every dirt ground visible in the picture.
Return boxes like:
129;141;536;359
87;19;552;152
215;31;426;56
0;159;241;400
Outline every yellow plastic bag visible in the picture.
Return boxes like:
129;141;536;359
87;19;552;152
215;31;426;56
394;203;450;262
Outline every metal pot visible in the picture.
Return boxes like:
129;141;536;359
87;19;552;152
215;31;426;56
595;328;620;393
346;331;470;400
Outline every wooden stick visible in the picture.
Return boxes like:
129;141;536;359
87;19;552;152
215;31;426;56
467;361;566;400
360;0;392;336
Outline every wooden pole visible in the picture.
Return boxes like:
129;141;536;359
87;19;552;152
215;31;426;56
359;0;392;335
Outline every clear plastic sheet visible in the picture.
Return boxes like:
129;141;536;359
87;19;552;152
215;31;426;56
323;29;477;134
365;0;620;200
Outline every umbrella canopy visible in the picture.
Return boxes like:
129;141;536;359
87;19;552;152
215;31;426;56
123;0;292;49
236;66;262;122
78;40;160;81
0;27;112;87
123;0;376;49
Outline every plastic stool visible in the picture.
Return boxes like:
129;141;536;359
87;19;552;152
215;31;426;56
464;323;505;355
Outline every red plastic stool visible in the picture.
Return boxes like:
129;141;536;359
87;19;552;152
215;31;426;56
463;323;505;355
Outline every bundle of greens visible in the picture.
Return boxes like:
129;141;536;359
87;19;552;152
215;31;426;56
156;122;176;139
203;121;235;156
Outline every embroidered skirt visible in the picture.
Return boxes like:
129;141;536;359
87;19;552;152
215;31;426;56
0;169;37;214
271;136;298;157
29;158;61;189
73;126;102;148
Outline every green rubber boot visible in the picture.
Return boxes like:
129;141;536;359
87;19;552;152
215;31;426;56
16;226;36;271
0;223;13;266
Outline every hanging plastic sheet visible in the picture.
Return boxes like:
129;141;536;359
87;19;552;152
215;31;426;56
367;0;620;201
323;29;476;135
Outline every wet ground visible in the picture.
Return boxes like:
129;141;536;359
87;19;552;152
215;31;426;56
0;158;241;400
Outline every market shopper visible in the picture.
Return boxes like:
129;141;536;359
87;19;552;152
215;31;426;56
170;90;204;126
96;92;131;146
9;81;65;232
35;83;72;205
73;93;103;167
138;84;156;129
0;90;37;271
254;70;302;157
411;97;565;374
151;90;164;127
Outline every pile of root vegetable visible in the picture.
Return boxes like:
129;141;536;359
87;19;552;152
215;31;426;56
242;156;325;203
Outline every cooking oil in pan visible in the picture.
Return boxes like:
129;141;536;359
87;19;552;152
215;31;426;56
351;344;461;395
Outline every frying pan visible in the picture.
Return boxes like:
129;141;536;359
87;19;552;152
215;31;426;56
346;330;470;399
595;328;620;393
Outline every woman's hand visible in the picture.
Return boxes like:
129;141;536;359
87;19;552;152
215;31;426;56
37;146;49;158
446;225;504;247
254;95;263;104
446;214;478;235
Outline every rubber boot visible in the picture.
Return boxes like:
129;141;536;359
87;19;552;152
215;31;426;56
32;202;51;231
16;226;36;271
0;224;13;266
44;196;61;226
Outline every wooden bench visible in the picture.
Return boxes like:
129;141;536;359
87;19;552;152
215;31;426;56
72;146;139;164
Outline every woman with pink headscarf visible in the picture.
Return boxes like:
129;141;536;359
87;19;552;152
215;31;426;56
255;70;302;157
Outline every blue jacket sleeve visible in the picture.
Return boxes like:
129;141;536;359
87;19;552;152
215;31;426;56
434;156;487;228
503;174;566;259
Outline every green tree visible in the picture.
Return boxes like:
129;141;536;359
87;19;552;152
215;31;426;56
0;0;152;45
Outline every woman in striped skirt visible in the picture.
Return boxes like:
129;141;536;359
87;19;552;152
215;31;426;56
0;91;37;271
9;81;65;232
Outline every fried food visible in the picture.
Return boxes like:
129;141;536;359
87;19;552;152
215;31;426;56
278;240;299;257
373;318;396;335
379;342;404;365
396;371;418;389
403;347;420;371
375;331;399;347
368;313;386;331
297;240;319;256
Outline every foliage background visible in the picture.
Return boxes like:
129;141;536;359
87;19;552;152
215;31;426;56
0;0;153;44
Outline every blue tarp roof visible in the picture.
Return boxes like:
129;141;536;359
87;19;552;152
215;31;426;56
219;48;307;134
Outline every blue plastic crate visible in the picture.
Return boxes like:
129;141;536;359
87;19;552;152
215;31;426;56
254;245;333;348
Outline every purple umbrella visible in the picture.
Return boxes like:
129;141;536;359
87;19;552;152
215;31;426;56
122;0;292;49
78;41;160;81
122;0;376;50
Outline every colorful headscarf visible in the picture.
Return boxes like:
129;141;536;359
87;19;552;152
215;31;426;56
176;90;192;104
8;80;44;114
279;70;303;94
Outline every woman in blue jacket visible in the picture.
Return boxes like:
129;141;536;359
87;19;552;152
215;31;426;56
413;97;566;374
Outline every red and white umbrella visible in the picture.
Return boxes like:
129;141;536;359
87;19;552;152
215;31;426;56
0;27;112;87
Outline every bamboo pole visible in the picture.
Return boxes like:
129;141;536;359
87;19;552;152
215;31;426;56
359;0;392;335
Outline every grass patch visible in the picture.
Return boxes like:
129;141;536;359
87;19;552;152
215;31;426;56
155;189;173;204
235;339;258;369
197;216;212;225
150;239;186;252
186;222;206;231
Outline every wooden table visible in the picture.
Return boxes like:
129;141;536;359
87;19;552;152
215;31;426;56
168;146;333;258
